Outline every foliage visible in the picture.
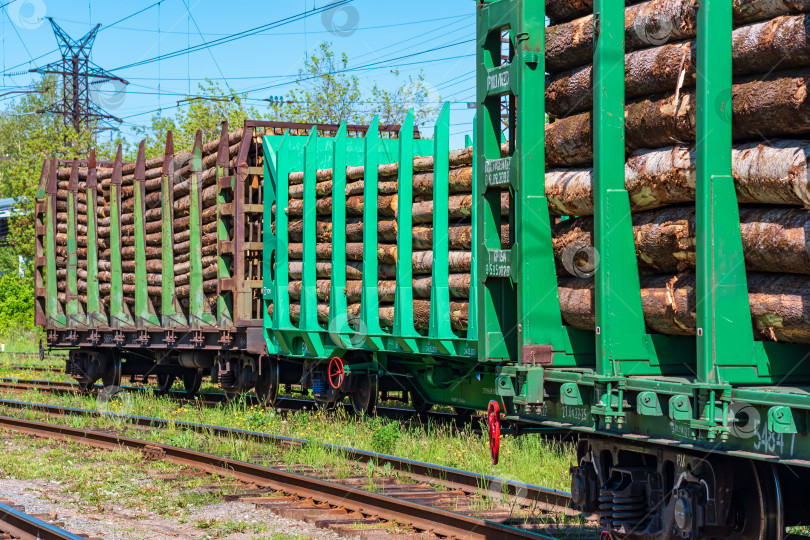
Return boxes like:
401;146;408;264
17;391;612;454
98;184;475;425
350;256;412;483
271;41;440;127
368;69;440;126
370;419;402;455
0;271;35;330
133;80;265;159
0;76;94;260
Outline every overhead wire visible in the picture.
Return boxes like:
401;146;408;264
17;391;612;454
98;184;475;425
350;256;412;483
111;1;354;72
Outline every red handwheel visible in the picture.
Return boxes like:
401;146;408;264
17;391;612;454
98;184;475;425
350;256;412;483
487;400;501;465
328;356;345;389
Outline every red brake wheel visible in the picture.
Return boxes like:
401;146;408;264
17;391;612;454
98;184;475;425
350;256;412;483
487;400;501;465
328;357;345;389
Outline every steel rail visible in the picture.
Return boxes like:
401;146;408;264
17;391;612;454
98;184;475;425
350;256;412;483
0;414;557;540
0;398;577;514
0;501;86;540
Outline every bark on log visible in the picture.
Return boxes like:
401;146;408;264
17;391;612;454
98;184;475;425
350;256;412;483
546;0;638;24
282;300;469;331
545;140;810;216
288;167;474;200
175;278;218;298
287;252;471;278
558;272;810;344
286;147;474;185
552;205;810;275
287;221;507;250
546;70;810;168
287;275;471;303
548;15;810;117
545;0;810;73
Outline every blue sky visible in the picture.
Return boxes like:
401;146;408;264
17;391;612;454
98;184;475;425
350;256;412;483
0;0;477;146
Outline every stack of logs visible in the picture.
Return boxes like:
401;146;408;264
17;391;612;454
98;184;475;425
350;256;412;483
544;0;810;343
281;0;810;344
52;127;275;313
281;147;508;332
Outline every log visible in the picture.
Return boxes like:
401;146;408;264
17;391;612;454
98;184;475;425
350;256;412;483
172;255;220;275
287;252;471;278
287;275;471;303
558;272;810;344
175;278;218;298
546;0;638;24
552;206;810;275
282;300;469;331
175;264;218;286
545;140;810;216
284;192;506;224
287;221;506;251
547;14;810;117
544;0;810;73
288;243;396;263
288;167;474;200
546;70;810;168
286;146;474;185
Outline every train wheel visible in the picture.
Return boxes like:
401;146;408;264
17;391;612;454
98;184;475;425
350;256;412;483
730;461;783;540
255;356;280;407
101;353;121;389
410;391;433;414
156;373;176;395
350;375;378;416
181;369;203;398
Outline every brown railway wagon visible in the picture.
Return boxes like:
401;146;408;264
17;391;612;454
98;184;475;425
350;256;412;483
35;120;414;397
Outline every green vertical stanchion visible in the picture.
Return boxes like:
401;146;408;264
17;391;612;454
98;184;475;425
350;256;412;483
262;134;279;351
109;146;134;328
329;123;351;345
65;160;84;326
593;0;649;374
269;134;293;329
476;3;516;363
85;150;105;327
132;142;160;327
299;128;326;357
160;132;187;327
216;123;235;327
189;131;216;327
393;111;419;351
361;118;385;349
428;103;455;352
695;0;756;383
466;117;478;342
45;159;65;327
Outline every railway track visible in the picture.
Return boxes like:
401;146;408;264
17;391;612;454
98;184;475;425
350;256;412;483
0;500;90;540
0;400;597;539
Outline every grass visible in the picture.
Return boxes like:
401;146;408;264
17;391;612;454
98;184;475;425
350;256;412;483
0;385;575;489
0;431;228;517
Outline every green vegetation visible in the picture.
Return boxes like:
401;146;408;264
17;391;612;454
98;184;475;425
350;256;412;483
268;41;439;126
0;386;575;489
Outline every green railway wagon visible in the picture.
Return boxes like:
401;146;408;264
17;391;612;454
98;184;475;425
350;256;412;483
260;107;499;414
474;0;810;538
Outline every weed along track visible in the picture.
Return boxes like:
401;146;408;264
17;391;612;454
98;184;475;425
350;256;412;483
0;400;596;539
0;376;511;431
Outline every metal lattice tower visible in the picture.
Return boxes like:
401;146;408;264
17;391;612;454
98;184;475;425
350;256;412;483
30;18;128;134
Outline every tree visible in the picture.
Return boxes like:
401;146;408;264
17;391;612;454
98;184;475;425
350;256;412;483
133;80;265;158
269;42;362;125
270;42;440;127
0;76;93;260
367;70;440;126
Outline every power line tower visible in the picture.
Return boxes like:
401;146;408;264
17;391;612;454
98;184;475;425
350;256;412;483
29;18;128;134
